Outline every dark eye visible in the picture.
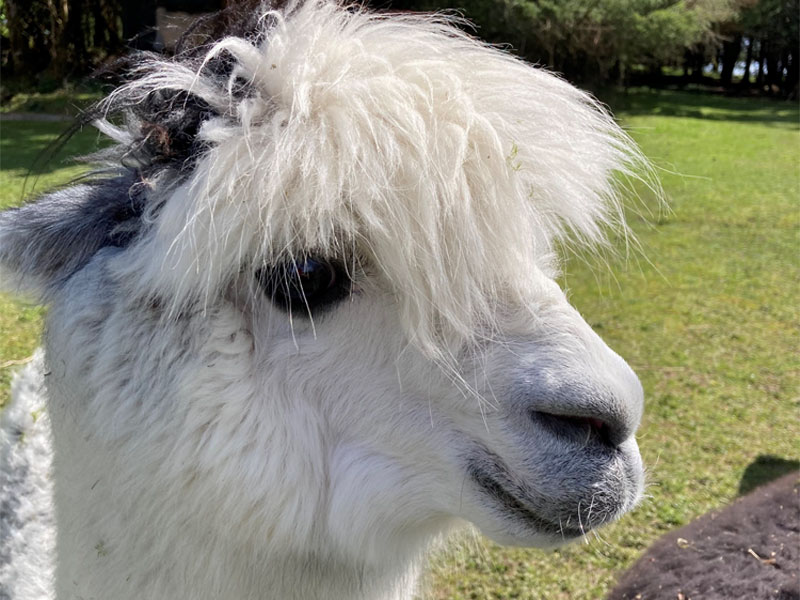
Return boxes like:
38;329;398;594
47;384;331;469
256;257;351;314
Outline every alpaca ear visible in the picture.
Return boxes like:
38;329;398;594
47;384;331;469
0;174;142;300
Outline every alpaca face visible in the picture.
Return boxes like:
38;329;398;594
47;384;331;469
257;273;643;552
227;260;645;553
0;0;652;579
35;240;642;564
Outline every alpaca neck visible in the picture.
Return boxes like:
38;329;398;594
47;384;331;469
57;516;425;600
158;539;426;600
254;552;423;600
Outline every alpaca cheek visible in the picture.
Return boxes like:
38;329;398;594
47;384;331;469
326;442;459;564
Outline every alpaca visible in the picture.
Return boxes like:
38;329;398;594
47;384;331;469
607;472;799;600
0;2;654;599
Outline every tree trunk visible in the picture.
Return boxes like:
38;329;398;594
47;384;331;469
783;50;798;99
739;37;753;87
4;0;26;76
765;45;781;93
48;0;91;81
121;0;158;50
756;40;765;87
719;35;742;87
3;0;51;78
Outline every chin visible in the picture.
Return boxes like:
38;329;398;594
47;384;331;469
464;437;645;547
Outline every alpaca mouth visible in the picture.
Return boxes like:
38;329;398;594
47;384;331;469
468;462;589;538
465;437;643;541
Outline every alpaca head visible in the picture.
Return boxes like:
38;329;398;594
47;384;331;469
0;1;649;570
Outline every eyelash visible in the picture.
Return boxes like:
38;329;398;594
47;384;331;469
255;257;352;314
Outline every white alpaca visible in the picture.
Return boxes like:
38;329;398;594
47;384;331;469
0;3;654;599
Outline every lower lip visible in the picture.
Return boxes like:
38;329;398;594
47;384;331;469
468;463;588;538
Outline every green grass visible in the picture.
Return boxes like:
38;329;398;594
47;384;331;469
0;89;798;598
0;120;106;407
1;86;103;116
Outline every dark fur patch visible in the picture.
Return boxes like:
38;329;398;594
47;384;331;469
0;172;145;290
118;88;218;173
85;1;288;176
4;1;295;295
608;473;800;600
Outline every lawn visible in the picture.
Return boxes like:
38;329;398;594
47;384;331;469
0;120;107;407
1;89;798;599
0;85;103;116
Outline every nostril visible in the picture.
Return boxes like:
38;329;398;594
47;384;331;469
531;411;616;448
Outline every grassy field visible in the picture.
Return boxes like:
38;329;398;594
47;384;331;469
1;89;798;598
0;86;103;116
0;121;108;406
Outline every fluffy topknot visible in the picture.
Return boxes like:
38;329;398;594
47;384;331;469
91;0;652;357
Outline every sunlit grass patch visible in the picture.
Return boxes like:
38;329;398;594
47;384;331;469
1;87;103;117
0;121;104;407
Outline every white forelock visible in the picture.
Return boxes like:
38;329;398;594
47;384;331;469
100;0;651;358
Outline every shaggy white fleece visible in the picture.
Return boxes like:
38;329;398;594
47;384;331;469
0;353;54;599
99;0;650;359
0;3;656;600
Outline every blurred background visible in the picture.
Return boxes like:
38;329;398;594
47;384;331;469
0;0;797;97
0;1;797;599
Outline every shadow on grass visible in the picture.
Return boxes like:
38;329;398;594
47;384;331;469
739;455;800;495
610;88;800;128
0;120;105;177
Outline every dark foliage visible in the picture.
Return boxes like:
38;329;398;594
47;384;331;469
2;0;796;104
